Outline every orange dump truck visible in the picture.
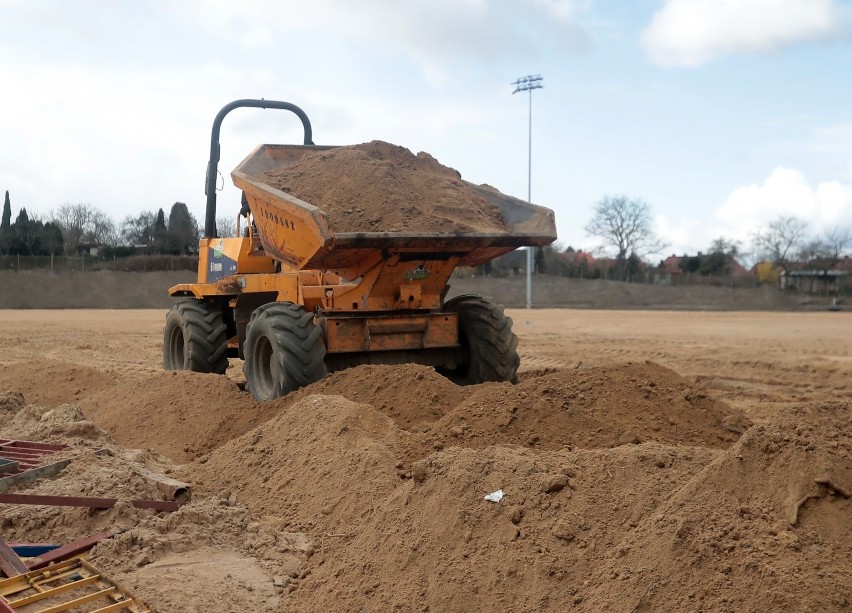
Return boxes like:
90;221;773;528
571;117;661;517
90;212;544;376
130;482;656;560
164;99;556;400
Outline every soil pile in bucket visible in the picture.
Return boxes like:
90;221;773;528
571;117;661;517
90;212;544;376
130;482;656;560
257;140;509;234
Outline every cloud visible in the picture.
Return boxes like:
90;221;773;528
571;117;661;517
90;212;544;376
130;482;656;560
641;0;848;67
716;167;852;237
655;168;852;256
164;0;592;83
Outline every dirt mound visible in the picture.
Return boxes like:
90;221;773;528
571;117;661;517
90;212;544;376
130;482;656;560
0;359;118;408
78;371;270;462
0;397;310;612
0;442;174;543
258;140;508;233
190;395;402;534
197;418;717;612
577;400;852;611
188;395;849;612
91;497;311;613
0;399;109;442
279;364;468;429
71;360;745;469
399;362;748;463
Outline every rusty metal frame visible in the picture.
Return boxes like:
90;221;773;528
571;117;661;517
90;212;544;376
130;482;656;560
0;494;181;512
0;540;26;579
26;531;114;571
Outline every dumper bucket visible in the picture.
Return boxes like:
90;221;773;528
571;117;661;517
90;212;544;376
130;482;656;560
231;144;557;271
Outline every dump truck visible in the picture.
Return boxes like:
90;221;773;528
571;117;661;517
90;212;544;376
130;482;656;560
164;99;557;401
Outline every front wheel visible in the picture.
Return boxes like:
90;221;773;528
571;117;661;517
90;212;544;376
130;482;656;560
244;302;328;401
439;295;520;385
163;299;229;374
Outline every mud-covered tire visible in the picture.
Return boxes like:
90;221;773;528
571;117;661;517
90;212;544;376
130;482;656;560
440;294;520;385
163;299;229;374
244;302;328;401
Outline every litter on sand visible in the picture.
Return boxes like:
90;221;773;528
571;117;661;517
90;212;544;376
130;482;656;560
483;489;504;503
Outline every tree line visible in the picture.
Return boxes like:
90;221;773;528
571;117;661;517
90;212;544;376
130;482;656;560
483;196;850;282
2;190;849;281
0;192;219;258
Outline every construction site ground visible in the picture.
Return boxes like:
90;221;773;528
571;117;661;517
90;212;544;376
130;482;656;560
1;308;850;611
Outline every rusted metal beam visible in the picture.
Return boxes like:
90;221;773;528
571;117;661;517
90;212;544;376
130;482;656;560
0;460;71;493
0;493;181;512
0;439;66;451
0;538;27;578
26;530;114;571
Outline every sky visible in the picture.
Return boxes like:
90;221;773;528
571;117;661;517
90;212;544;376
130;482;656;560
2;0;852;261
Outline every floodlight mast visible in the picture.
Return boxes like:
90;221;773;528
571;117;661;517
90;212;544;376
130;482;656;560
512;74;543;309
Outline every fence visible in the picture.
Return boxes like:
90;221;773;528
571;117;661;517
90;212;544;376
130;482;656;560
0;254;198;273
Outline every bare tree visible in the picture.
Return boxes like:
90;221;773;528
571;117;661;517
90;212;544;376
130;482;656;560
798;225;852;269
53;203;117;255
708;236;742;258
216;216;239;238
119;211;157;246
585;195;666;280
751;216;808;273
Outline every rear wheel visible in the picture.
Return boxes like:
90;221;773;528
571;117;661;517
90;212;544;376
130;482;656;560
244;302;328;401
163;299;229;374
439;294;520;385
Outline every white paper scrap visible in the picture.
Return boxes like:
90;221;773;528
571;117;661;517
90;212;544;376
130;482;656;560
484;489;504;503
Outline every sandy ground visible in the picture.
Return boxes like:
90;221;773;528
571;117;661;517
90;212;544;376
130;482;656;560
0;308;850;611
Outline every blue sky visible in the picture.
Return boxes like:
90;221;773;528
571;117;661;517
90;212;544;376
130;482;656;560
1;0;851;260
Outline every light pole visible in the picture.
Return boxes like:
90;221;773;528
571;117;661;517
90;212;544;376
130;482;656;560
512;74;543;309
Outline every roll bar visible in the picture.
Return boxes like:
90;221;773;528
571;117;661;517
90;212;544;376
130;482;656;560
204;99;314;238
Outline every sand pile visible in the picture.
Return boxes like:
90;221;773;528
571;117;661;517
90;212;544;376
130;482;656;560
577;400;852;611
403;361;749;461
189;393;848;612
70;361;749;465
5;347;848;612
79;371;264;461
0;395;312;612
278;363;468;429
258;140;509;234
282;443;720;612
91;496;311;612
190;395;403;534
0;359;118;408
188;390;727;611
0;396;108;442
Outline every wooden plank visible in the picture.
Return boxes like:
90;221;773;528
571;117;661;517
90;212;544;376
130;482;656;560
0;557;153;612
32;586;115;613
7;575;100;607
0;460;70;493
90;600;142;613
0;539;27;578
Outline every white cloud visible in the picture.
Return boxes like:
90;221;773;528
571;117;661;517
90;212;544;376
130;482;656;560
163;0;591;83
716;167;852;238
641;0;847;67
655;168;852;256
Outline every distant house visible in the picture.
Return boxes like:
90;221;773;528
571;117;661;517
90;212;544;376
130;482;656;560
661;253;750;283
780;256;851;294
662;255;686;280
75;242;100;256
561;248;596;268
